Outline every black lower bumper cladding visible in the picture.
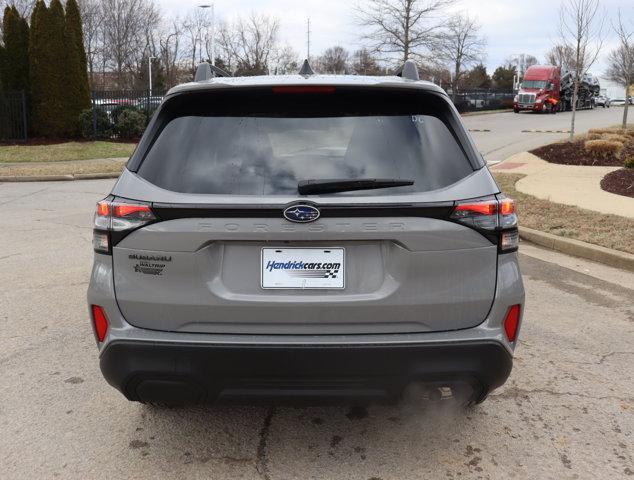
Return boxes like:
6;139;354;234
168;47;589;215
100;340;512;405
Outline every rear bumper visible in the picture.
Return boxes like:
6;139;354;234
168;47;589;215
100;340;513;405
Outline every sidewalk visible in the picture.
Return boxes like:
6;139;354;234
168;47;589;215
491;152;634;219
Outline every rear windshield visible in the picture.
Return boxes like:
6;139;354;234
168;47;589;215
137;88;473;196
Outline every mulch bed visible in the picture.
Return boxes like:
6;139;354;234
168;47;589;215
601;168;634;198
531;140;632;166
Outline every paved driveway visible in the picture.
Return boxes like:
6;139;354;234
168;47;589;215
1;179;632;479
464;107;627;163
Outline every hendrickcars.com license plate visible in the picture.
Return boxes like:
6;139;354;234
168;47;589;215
261;248;345;289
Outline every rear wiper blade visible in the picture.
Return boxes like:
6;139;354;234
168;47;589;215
298;178;415;195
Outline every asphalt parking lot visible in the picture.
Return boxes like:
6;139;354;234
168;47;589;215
1;177;632;480
464;106;625;163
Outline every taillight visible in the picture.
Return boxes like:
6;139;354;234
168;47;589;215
503;305;521;342
93;199;156;254
91;305;109;342
450;197;519;253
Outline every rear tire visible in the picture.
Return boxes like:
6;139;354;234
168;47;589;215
513;108;519;113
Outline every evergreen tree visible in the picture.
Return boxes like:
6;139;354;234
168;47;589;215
64;0;90;135
464;64;491;89
492;65;517;91
0;43;5;91
29;0;52;135
47;0;69;136
2;6;30;93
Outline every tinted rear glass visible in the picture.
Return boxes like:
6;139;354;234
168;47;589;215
137;88;473;196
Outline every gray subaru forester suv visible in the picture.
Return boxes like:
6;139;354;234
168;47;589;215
88;61;524;406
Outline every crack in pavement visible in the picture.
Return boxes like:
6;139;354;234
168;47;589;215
0;186;52;206
598;351;634;364
491;386;634;403
556;351;634;366
256;407;276;480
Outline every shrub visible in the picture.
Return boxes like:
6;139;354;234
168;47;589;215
115;109;146;139
625;156;634;169
110;105;139;125
79;108;112;139
601;133;630;144
584;139;624;158
587;128;619;136
586;132;602;140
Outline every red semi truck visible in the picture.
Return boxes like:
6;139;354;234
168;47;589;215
514;65;600;113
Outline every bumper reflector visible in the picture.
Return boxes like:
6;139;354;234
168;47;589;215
91;305;109;342
504;305;521;342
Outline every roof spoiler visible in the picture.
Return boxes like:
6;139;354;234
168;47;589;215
395;60;420;81
194;62;232;82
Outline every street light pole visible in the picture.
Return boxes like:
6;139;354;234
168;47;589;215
211;3;215;66
198;4;215;66
148;56;156;96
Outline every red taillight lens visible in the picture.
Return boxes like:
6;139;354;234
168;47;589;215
272;86;336;94
453;201;498;216
91;305;109;342
504;305;521;342
113;204;153;218
93;200;156;254
451;197;519;253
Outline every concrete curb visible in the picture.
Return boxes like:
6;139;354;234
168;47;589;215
461;109;513;117
520;226;634;272
0;172;120;182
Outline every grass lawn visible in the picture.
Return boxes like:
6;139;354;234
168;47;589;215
0;141;136;163
0;158;126;177
494;173;634;255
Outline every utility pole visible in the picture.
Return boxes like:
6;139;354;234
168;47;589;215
307;18;311;62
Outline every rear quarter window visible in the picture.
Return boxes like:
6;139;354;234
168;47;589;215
136;88;474;196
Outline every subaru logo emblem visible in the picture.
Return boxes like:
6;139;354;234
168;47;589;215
283;205;320;223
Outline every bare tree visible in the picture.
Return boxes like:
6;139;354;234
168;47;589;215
606;11;634;130
221;13;279;76
352;48;383;75
78;0;103;85
355;0;455;64
433;13;486;99
505;53;538;78
545;44;577;70
100;0;160;87
0;0;34;18
320;46;350;74
558;0;605;140
182;8;211;72
271;44;299;75
159;19;183;86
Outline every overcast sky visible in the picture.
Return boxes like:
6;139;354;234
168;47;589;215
158;0;632;75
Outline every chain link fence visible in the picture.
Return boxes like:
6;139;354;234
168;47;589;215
0;91;28;142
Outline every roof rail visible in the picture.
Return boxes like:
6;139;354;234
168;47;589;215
396;60;420;81
194;62;231;82
299;59;315;76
